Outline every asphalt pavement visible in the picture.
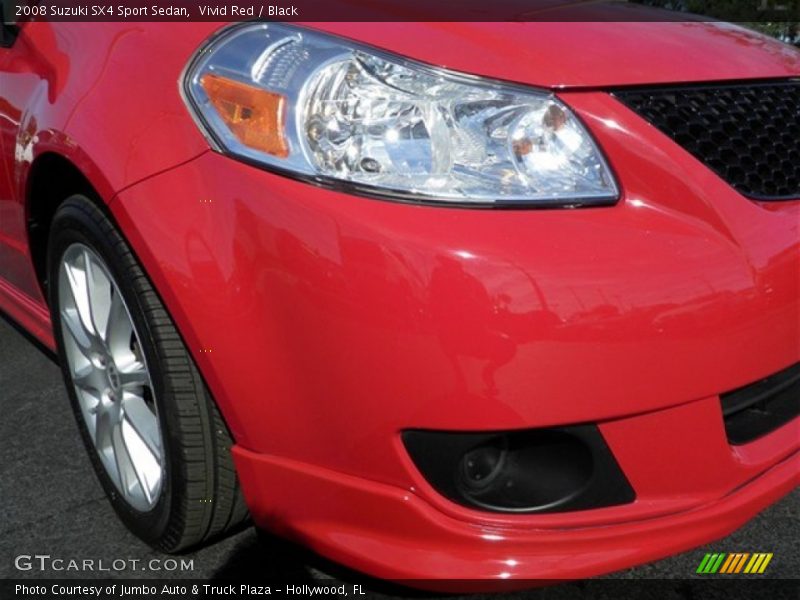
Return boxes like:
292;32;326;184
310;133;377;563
0;314;797;598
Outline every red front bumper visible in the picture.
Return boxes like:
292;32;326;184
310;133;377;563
111;90;800;586
232;435;798;585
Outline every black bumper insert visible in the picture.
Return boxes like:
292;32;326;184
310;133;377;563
721;362;800;445
403;425;635;514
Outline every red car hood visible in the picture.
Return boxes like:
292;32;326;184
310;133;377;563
309;21;800;89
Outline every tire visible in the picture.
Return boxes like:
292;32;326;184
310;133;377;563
47;194;248;552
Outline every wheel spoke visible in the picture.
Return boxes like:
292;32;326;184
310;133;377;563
72;364;102;393
63;259;96;339
60;307;95;357
83;250;112;342
119;364;148;391
94;406;114;452
78;387;102;417
119;363;150;395
123;394;161;462
111;424;136;495
115;421;157;505
106;290;132;355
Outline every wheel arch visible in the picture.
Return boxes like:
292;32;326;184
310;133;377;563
27;153;245;447
25;152;107;301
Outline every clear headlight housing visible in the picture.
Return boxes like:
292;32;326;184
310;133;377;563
183;23;618;207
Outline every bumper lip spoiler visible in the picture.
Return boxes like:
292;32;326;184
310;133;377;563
230;444;799;586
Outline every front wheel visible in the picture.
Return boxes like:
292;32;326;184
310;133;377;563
48;194;247;551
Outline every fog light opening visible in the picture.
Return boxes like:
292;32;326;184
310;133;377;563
456;431;595;512
403;425;635;514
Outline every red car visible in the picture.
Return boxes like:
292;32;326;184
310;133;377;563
0;15;798;587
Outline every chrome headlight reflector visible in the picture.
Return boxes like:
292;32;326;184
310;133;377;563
184;24;618;207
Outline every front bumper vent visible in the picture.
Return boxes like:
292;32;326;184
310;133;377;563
613;80;800;200
720;362;800;445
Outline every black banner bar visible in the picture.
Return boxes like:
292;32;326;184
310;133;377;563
2;0;800;22
2;579;800;600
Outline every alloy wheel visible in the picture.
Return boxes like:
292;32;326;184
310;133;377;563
58;243;163;511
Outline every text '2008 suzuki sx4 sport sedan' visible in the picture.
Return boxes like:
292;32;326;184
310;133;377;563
0;14;798;588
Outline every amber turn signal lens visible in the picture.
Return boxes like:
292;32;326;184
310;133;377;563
200;74;289;158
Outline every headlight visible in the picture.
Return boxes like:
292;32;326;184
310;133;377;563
183;23;619;207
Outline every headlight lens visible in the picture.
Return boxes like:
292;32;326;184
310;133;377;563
184;23;618;206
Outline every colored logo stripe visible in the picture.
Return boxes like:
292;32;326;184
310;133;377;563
744;553;773;574
696;554;713;573
698;552;773;574
719;553;736;573
724;553;749;573
697;553;726;573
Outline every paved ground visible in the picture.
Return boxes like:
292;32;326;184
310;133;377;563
0;314;797;598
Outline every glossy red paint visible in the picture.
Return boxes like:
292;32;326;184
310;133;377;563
230;436;798;585
310;21;800;88
0;22;216;305
1;20;799;586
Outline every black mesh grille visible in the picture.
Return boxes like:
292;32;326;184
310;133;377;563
614;81;800;200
